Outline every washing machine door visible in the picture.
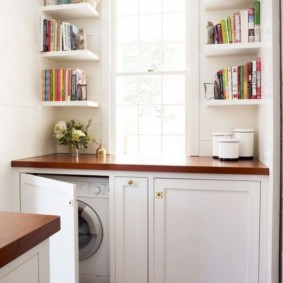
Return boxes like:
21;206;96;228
78;200;103;261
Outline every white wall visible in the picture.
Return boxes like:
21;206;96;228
0;1;57;210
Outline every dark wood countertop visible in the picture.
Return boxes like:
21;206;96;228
11;154;269;175
0;212;60;268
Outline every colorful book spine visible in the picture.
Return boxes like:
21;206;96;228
240;10;248;43
243;63;248;99
220;19;228;44
256;57;261;99
216;24;223;44
234;12;241;43
232;66;238;99
248;8;255;43
254;0;261;42
227;16;232;43
252;60;257;99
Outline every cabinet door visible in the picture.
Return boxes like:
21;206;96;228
114;177;148;283
154;178;260;283
20;173;79;283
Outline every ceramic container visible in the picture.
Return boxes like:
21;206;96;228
233;129;254;159
218;137;239;161
212;132;232;159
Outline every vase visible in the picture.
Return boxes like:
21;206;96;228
70;145;79;159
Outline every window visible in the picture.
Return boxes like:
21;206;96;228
113;0;187;158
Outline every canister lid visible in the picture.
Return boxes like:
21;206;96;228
212;131;232;136
218;137;239;143
233;128;254;133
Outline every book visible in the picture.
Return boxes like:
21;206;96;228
243;63;248;99
256;57;261;99
220;18;228;44
240;10;248;43
247;62;253;99
234;12;241;43
216;23;223;44
239;65;244;99
227;16;232;43
216;70;224;99
227;67;232;99
232;66;238;99
248;8;255;43
252;60;257;99
254;0;261;42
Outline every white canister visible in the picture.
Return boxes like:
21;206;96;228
233;129;254;159
218;137;239;161
212;132;232;159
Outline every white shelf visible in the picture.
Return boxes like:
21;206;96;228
204;0;254;11
205;99;261;107
204;43;261;57
42;101;99;107
41;3;99;20
41;50;99;62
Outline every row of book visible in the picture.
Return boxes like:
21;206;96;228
213;1;260;44
214;57;261;100
42;68;87;102
40;17;86;52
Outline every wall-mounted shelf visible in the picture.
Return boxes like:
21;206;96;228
203;0;254;11
41;3;99;20
41;50;99;62
204;43;261;57
205;99;261;107
42;101;99;107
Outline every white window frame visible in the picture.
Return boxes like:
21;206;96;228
110;0;200;157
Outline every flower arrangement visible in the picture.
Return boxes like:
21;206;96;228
54;119;96;151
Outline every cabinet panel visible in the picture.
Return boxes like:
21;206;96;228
20;173;78;283
154;178;260;283
114;177;148;283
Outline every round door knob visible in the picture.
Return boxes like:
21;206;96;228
128;179;133;185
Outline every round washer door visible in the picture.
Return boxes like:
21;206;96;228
78;200;103;261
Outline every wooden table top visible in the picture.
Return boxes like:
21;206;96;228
11;154;269;175
0;212;60;268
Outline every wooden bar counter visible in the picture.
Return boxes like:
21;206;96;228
11;154;269;175
0;212;60;268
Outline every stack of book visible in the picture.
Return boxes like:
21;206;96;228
214;57;261;100
40;17;87;52
213;0;260;44
42;68;87;102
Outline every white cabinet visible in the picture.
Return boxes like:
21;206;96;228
20;173;79;283
153;178;260;283
0;240;49;283
114;177;148;283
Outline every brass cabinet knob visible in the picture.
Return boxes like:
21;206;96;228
128;179;133;185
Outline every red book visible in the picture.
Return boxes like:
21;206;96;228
256;57;261;99
216;23;223;44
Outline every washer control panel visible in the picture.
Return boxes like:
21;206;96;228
76;181;109;197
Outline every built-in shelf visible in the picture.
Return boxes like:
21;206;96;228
205;99;261;106
41;3;99;20
204;43;261;57
41;50;99;62
204;0;254;11
41;101;99;107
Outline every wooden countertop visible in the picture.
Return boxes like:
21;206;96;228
11;154;269;175
0;212;60;268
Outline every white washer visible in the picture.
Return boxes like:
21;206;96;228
41;175;110;283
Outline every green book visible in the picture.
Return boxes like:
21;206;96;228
220;18;228;44
227;16;232;43
240;66;244;99
254;1;261;41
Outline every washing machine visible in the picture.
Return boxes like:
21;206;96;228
41;175;110;283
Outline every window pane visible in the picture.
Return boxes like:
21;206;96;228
116;76;138;105
140;14;161;43
163;0;185;12
139;105;161;134
163;74;185;104
117;16;139;44
139;135;161;157
116;0;138;16
163;43;185;71
116;106;138;134
162;106;185;134
162;135;185;157
139;75;161;104
140;43;162;72
140;0;161;14
116;135;138;155
117;45;139;72
163;13;185;41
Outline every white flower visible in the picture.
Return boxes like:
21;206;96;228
54;121;67;134
71;129;85;142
